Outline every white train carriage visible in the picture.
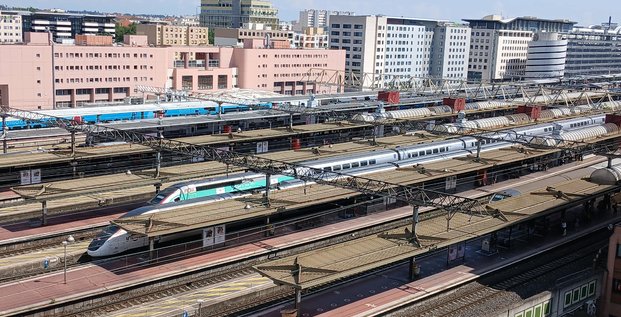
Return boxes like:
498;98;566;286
395;139;467;160
295;149;399;174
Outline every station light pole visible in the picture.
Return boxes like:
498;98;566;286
63;234;75;284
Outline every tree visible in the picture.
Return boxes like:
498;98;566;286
208;28;214;45
115;23;136;43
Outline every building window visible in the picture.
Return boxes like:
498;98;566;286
198;75;214;90
217;75;227;89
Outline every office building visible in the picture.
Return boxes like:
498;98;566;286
524;32;567;79
297;9;354;30
214;23;290;47
0;10;22;43
200;0;279;29
564;24;621;77
329;15;470;88
463;15;576;81
136;23;209;46
21;11;116;42
0;33;344;109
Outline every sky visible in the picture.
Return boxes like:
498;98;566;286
1;0;619;26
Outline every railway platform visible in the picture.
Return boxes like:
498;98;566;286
0;156;610;316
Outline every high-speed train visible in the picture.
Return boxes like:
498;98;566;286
87;192;250;257
87;115;611;257
148;173;291;205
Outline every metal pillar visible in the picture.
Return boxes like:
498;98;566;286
149;237;155;260
1;115;7;154
41;201;48;226
264;174;271;207
217;102;223;120
408;257;420;281
289;113;294;131
295;287;302;312
411;205;420;247
70;161;77;178
155;183;161;194
475;139;482;160
155;129;163;178
265;216;271;237
608;156;614;168
70;131;76;156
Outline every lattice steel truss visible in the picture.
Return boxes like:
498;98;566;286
0;105;507;223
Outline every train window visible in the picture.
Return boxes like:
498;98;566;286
361;161;368;166
440;147;445;153
352;162;359;168
426;150;432;155
323;167;331;172
407;153;411;158
369;159;376;165
333;165;341;171
413;152;418;157
471;142;475;147
433;148;439;154
196;180;243;192
419;151;425;156
174;197;181;202
343;163;351;169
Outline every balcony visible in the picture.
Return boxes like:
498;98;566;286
208;60;220;68
83;22;101;27
32;20;51;25
83;27;99;33
54;21;71;26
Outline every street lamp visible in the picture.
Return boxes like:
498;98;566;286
197;299;204;316
63;235;75;284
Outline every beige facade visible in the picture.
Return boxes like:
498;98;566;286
200;0;278;29
214;26;289;47
0;11;22;43
136;24;209;46
469;28;532;81
0;33;345;109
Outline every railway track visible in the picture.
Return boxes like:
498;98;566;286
388;229;608;317
27;216;410;317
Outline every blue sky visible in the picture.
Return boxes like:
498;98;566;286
1;0;617;26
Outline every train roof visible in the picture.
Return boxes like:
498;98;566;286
29;101;222;118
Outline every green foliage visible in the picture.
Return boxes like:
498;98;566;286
208;28;214;45
115;23;137;43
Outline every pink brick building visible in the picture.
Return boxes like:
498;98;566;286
0;33;344;110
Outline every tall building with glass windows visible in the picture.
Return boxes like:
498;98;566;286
200;0;278;29
564;24;621;77
463;15;575;81
328;15;470;89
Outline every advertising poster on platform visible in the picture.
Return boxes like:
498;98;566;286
20;170;31;185
31;169;41;184
457;242;466;258
202;227;215;247
214;224;226;244
448;244;458;261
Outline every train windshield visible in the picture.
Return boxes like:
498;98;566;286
148;188;178;204
87;225;119;251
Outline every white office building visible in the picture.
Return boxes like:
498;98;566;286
329;15;471;88
464;15;575;81
297;9;354;30
0;11;22;43
524;32;567;79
